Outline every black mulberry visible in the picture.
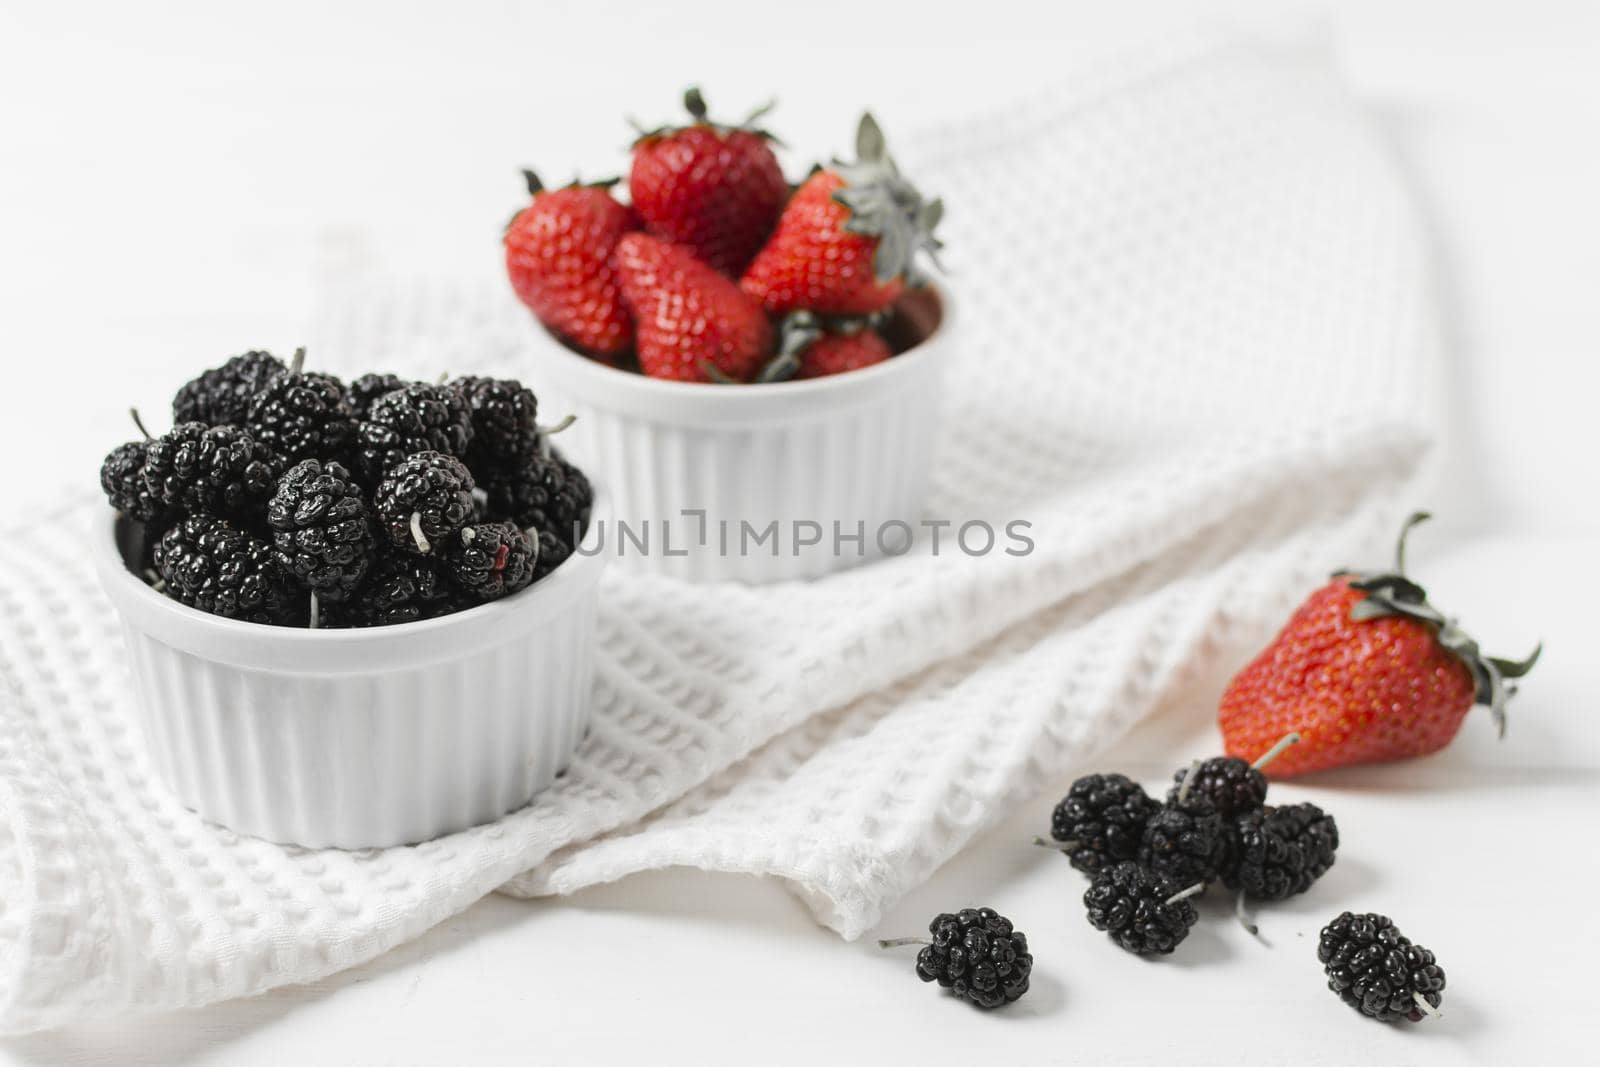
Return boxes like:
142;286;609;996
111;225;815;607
142;422;284;526
483;447;592;549
246;355;356;466
172;350;287;426
1140;792;1229;886
372;451;477;556
1225;803;1339;901
455;376;539;475
879;907;1032;1009
1047;773;1160;874
1169;734;1300;817
153;515;304;625
1083;861;1202;956
354;383;473;484
1318;912;1445;1022
345;373;412;417
1167;757;1267;819
266;459;375;602
101;440;161;522
324;552;465;627
443;520;535;600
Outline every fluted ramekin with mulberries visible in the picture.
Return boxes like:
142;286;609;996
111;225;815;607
92;349;606;849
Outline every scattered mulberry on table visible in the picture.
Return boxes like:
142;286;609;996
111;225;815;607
1168;757;1268;819
905;908;1033;1009
1140;794;1229;886
1318;912;1445;1022
1049;773;1161;874
1083;861;1200;956
1225;803;1338;900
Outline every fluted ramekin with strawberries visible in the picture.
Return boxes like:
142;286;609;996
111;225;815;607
505;90;951;583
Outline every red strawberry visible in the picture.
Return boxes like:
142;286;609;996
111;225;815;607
614;233;774;383
504;171;637;358
1218;513;1541;777
796;328;891;379
629;88;789;278
756;312;892;382
742;114;943;316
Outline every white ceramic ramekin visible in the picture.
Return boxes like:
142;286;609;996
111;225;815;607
524;287;951;583
90;488;608;850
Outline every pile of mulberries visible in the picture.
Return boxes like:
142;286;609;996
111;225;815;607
1036;734;1342;957
100;349;592;628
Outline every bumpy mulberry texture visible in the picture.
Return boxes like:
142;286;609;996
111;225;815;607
171;350;287;427
324;552;465;627
372;451;477;556
355;383;473;485
345;373;411;417
483;447;592;547
1050;773;1161;874
100;441;160;522
1140;796;1229;886
455;376;539;474
912;908;1032;1009
1083;861;1199;956
1168;756;1268;818
444;521;535;600
1318;912;1445;1022
153;515;303;625
142;423;283;527
266;460;375;602
1225;803;1338;900
246;371;357;466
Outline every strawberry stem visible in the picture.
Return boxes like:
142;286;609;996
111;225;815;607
1394;510;1432;574
1251;732;1301;771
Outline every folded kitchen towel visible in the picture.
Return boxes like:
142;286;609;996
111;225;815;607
0;23;1435;1032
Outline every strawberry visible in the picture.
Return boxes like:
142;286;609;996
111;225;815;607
741;114;943;317
629;88;789;278
504;170;637;358
756;312;892;382
614;233;774;383
1218;513;1541;777
797;329;891;379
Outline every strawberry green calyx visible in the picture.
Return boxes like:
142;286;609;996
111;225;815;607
520;169;620;197
631;86;780;144
756;310;885;383
832;113;945;285
1344;511;1542;737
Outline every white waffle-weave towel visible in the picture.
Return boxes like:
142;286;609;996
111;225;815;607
0;24;1436;1032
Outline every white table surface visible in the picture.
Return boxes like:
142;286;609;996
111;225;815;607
2;2;1597;1063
